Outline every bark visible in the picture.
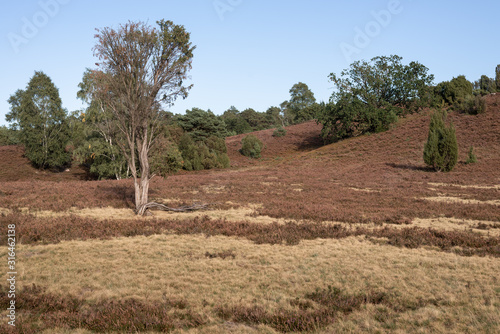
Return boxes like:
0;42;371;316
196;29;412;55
135;127;151;215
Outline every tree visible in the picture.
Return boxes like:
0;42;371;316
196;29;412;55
240;108;272;130
176;108;229;141
318;55;432;143
477;75;496;94
6;71;70;169
265;106;282;126
423;109;458;172
90;20;195;215
288;82;316;123
329;55;434;115
435;75;473;105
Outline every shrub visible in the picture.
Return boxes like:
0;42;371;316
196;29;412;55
240;135;263;159
463;95;487;115
466;146;477;164
434;75;473;106
272;126;287;137
178;134;230;170
318;97;398;143
423;109;458;172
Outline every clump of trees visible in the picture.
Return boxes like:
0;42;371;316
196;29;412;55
433;65;499;114
7;71;71;169
219;82;322;136
423;109;458;172
317;55;434;143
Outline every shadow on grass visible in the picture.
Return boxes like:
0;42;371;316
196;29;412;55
386;163;434;172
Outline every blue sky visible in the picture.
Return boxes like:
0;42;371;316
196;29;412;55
1;0;499;126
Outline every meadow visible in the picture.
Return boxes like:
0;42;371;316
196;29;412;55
0;95;499;333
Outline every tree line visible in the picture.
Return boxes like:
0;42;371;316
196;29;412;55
3;73;320;179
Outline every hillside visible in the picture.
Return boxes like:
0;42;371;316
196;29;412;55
1;94;499;182
225;120;323;167
0;145;89;182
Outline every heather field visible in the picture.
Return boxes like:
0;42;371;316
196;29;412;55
1;95;500;333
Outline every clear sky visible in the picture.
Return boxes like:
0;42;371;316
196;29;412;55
1;0;499;126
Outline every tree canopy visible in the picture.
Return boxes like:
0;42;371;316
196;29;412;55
318;55;434;143
7;71;70;169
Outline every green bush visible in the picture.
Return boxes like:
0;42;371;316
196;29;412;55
463;95;487;115
423;109;458;172
178;133;230;170
466;146;477;164
318;97;397;143
434;75;473;107
240;135;264;159
272;126;287;137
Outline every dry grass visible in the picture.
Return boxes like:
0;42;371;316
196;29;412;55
423;196;500;206
428;182;500;190
3;234;499;333
412;217;500;237
6;203;286;225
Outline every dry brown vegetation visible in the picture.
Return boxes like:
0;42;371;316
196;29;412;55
0;94;499;332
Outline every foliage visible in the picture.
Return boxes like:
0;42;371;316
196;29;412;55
6;71;71;169
149;133;184;176
220;106;249;135
90;20;195;214
319;55;433;143
465;146;477;164
434;75;473;106
240;134;263;159
0;126;19;146
463;95;487;115
178;133;230;171
329;55;434;115
240;108;273;130
221;106;276;135
474;75;496;94
265;106;284;127
272;126;287;137
74;69;129;180
287;82;317;123
176;108;229;141
318;96;397;143
423;109;458;172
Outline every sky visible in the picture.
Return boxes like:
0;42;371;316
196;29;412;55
1;0;499;126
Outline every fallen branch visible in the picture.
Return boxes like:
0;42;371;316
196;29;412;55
138;202;210;215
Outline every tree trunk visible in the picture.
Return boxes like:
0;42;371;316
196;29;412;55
135;130;151;216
